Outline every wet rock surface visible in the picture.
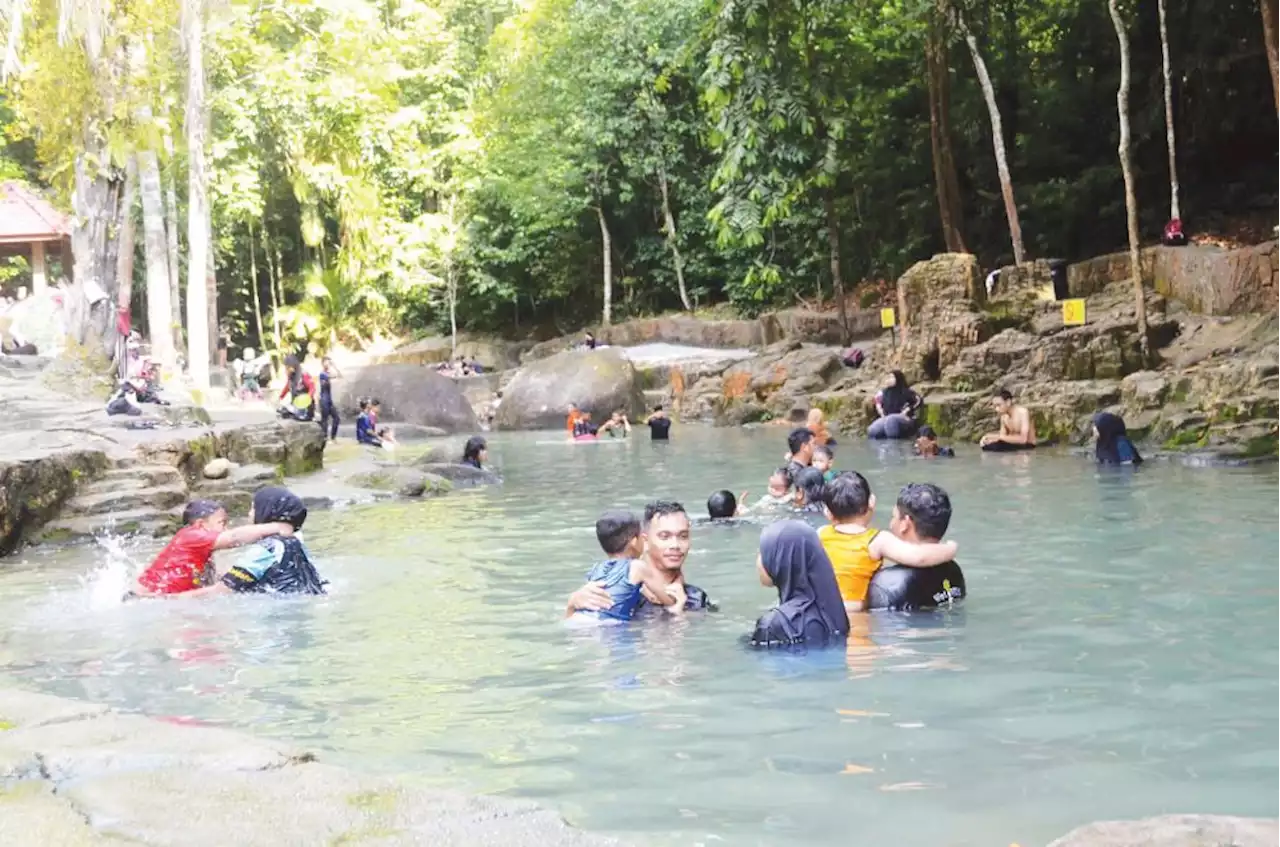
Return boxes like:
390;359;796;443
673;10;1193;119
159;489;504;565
1046;815;1278;847
0;688;618;847
333;363;480;433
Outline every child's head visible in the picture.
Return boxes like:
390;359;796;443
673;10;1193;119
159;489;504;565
767;467;792;498
463;435;487;464
652;404;663;414
596;509;643;558
793;467;826;507
821;471;873;523
252;487;308;530
915;426;940;457
370;397;382;413
610;409;624;423
182;499;228;533
358;397;369;412
706;490;738;520
890;483;952;542
811;445;833;473
918;426;938;443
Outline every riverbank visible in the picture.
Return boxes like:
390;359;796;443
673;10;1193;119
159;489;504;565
0;687;616;846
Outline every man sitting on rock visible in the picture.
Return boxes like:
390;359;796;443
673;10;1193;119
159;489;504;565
979;389;1037;451
566;500;715;617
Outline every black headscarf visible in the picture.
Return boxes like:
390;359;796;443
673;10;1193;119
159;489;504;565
252;487;308;529
750;521;849;648
793;467;827;511
879;370;919;419
1093;412;1143;465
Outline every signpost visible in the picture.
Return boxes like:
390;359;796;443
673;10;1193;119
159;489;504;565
1061;298;1087;326
881;307;896;348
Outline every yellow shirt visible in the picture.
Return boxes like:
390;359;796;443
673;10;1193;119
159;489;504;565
818;525;880;604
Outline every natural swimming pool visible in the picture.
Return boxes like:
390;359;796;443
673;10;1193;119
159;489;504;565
0;427;1276;846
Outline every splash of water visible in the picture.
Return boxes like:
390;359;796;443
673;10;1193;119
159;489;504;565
79;531;142;610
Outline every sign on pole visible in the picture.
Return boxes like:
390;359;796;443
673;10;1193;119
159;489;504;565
1061;298;1087;326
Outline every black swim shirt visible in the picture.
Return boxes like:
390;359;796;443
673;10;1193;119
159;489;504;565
648;417;671;440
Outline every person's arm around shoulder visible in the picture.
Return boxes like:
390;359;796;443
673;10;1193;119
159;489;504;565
869;531;957;568
631;560;683;613
213;522;293;551
565;580;614;618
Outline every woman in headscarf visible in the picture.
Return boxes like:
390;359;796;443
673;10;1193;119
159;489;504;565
191;487;327;596
868;370;922;440
750;521;849;648
462;436;488;469
1093;412;1143;465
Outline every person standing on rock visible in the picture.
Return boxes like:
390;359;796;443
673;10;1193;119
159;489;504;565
868;370;922;440
317;356;342;441
980;389;1037;451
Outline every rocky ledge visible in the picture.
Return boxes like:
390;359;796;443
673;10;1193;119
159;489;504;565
1046;814;1278;847
0;687;615;846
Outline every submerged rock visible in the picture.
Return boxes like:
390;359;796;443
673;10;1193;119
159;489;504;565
347;466;452;497
413;461;501;487
496;348;644;430
1046;815;1278;847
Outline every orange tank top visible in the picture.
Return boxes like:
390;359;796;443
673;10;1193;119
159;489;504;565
818;524;879;604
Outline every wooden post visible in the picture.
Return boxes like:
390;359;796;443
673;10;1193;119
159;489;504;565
31;241;47;293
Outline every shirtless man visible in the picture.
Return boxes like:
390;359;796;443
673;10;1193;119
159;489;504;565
566;500;714;616
980;389;1037;450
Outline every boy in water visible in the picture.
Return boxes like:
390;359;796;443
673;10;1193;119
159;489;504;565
818;472;958;612
914;426;955;457
566;510;683;622
132;500;295;596
597;409;631;438
706;490;746;520
812;445;836;481
753;467;793;510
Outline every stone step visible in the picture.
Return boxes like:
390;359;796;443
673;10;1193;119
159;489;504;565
101;465;185;488
40;506;183;543
61;483;189;518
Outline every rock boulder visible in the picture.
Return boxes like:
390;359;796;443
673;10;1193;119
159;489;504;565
1046;815;1278;847
496;348;643;430
347;466;451;497
333;364;479;433
413;462;502;487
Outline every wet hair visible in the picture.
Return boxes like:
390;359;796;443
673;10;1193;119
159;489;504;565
896;483;952;541
918;426;938;440
822;471;872;521
358;398;370;411
653;405;663;412
787;427;815;456
812;444;833;462
771;466;794;490
463;436;487;463
794;467;826;505
706;490;738;519
996;389;1013;402
182;499;225;526
643;499;687;529
596;509;641;556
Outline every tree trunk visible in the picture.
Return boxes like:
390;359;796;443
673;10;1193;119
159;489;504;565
68;154;122;354
596;204;613;325
113;156;137;376
184;0;210;390
657;164;692;311
1262;0;1279;113
248;219;265;351
1108;0;1149;364
162;127;183;352
821;189;850;344
265;228;283;369
927;7;967;253
139;150;176;371
1158;0;1181;221
956;9;1025;264
205;201;217;366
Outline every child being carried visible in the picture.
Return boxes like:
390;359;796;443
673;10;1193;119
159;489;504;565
567;510;684;623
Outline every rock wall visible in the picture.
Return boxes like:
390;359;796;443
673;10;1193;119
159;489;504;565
496;348;644;430
0;449;111;555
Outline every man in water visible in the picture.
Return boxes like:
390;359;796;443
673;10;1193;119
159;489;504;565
785;427;815;480
979;389;1037;450
597;409;631;438
865;483;966;611
566;500;714;615
645;405;672;441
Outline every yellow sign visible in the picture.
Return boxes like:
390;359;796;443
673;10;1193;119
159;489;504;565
1061;299;1086;326
880;308;896;329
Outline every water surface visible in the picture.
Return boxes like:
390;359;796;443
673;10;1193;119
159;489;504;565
1;427;1276;846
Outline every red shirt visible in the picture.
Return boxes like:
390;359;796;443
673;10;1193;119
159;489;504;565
137;526;220;594
279;372;316;400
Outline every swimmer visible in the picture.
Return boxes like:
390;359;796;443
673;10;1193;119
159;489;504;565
566;500;714;615
792;467;827;513
784;427;815;478
980;389;1036;450
572;411;597;439
812;445;836;481
131;499;295;597
817;472;958;612
753;467;794;510
644;405;671;441
865;483;966;611
706;490;746;520
914;426;955;457
462;435;488;469
566;509;684;622
188;488;327;596
1093;412;1143;465
597;409;632;438
749;521;848;649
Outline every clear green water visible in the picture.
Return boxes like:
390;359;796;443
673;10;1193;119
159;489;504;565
1;427;1276;846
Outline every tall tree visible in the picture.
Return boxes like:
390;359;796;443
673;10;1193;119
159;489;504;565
1157;0;1180;223
953;5;1025;265
1107;0;1148;362
162;123;182;350
139;148;176;369
926;2;966;254
185;0;210;389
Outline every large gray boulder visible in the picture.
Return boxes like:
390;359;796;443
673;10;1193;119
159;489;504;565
334;364;479;433
1046;815;1278;847
495;348;644;430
